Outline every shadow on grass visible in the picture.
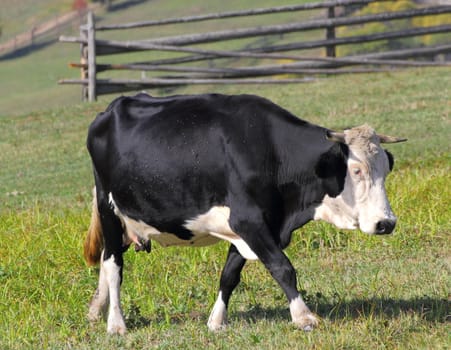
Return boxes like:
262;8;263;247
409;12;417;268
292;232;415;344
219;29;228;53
124;296;449;330
108;0;148;12
0;38;57;61
233;296;449;324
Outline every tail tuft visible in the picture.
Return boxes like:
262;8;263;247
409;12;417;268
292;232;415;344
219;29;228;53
84;187;103;266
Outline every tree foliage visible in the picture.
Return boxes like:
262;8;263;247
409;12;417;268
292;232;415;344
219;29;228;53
337;1;451;56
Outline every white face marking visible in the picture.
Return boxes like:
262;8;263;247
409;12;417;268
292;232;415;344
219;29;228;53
207;291;227;331
314;126;396;234
109;194;258;260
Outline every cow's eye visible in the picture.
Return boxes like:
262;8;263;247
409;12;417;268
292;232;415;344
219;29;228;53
350;166;363;179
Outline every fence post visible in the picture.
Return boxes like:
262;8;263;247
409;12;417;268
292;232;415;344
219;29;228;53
326;6;336;57
87;11;97;102
80;22;88;101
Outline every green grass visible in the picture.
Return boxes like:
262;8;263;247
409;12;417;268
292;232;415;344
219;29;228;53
0;0;75;41
0;67;450;349
0;194;449;349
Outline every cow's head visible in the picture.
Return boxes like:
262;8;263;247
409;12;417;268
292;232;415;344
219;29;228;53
314;124;406;235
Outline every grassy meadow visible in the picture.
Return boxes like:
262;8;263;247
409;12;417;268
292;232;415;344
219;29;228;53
1;68;450;349
1;0;450;349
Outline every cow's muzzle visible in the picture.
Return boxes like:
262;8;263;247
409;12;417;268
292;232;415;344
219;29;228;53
375;219;396;235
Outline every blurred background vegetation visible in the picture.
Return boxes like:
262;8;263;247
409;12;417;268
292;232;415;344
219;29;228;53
337;1;451;56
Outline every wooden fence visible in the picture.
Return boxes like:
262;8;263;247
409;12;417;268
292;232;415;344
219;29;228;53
59;0;451;101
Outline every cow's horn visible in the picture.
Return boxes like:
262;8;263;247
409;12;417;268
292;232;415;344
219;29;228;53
377;134;408;143
326;130;346;143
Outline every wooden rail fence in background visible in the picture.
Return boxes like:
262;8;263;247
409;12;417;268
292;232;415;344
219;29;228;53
59;0;451;102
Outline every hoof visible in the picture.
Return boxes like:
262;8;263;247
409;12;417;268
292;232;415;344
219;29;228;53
107;321;127;335
88;304;105;322
208;293;227;332
107;326;127;335
88;310;101;323
293;313;319;332
207;320;227;332
107;311;127;335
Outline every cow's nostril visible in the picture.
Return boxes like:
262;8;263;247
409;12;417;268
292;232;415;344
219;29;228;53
376;220;395;235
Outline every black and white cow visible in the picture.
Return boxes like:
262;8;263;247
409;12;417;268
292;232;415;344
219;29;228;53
84;93;405;334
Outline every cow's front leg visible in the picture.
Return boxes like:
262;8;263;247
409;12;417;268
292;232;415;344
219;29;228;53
262;251;318;331
231;213;318;331
208;245;246;331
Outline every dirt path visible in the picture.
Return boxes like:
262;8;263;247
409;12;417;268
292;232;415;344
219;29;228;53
0;5;100;56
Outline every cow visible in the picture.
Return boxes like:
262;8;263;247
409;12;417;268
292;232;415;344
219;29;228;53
83;92;406;335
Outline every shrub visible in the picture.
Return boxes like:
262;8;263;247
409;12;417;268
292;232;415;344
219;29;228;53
337;1;451;56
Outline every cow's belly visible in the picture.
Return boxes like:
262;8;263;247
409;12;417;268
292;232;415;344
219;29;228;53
109;194;258;260
120;215;221;248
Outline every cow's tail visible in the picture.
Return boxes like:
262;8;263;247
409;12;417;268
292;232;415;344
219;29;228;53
84;187;103;266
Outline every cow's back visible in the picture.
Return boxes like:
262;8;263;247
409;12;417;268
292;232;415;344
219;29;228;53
87;93;334;236
88;94;236;227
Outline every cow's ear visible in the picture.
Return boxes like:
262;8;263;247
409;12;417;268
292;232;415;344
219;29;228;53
315;144;348;197
315;151;335;179
385;149;394;171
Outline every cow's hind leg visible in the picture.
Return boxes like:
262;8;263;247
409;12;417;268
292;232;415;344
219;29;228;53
103;251;126;335
88;250;109;321
94;187;127;335
208;245;246;331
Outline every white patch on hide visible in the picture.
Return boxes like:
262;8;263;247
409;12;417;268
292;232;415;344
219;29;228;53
108;193;257;260
88;250;109;322
289;296;318;331
185;206;258;260
103;255;126;335
207;291;227;331
313;194;359;230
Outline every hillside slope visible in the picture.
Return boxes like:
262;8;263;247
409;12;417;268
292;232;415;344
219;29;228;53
0;0;313;117
0;0;77;41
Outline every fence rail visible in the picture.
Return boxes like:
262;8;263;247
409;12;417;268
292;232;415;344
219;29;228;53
59;0;451;101
94;0;385;31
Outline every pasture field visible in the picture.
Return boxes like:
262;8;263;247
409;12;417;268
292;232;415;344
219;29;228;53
1;1;449;349
0;67;450;349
